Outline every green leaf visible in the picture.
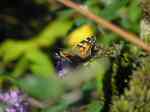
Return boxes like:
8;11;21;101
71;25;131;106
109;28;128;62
17;75;64;100
57;9;75;20
0;40;31;62
85;0;102;15
43;100;70;112
128;0;141;22
92;58;110;94
34;19;73;47
11;57;29;77
100;33;118;45
0;103;6;112
101;0;128;20
0;19;72;62
86;101;103;112
25;48;55;77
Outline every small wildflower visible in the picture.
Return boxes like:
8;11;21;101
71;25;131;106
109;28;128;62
0;89;30;112
54;52;72;76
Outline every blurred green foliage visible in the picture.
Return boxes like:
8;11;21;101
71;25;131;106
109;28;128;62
0;0;147;112
17;75;64;100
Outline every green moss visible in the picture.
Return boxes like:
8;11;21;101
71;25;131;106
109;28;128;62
110;56;150;112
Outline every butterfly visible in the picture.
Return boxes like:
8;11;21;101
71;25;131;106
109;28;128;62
54;36;119;76
54;36;99;74
54;36;98;76
75;36;99;59
56;36;99;63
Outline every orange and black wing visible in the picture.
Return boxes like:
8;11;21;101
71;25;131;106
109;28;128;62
76;36;97;59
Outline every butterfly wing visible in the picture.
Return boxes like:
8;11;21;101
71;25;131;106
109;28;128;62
76;36;96;59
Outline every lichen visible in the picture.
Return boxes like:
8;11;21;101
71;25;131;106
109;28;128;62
110;56;150;112
140;0;150;43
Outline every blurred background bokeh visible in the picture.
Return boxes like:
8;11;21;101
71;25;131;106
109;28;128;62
0;0;150;112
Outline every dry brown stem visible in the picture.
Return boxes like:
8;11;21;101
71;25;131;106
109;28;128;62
54;0;150;52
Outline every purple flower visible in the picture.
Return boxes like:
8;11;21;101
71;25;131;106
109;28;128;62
0;89;30;112
5;108;16;112
55;55;72;77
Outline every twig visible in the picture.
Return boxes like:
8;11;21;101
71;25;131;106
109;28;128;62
54;0;150;52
